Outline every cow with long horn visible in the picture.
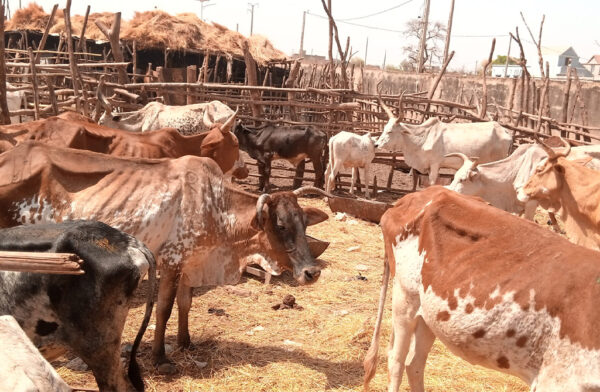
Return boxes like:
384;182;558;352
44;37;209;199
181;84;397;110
375;89;513;189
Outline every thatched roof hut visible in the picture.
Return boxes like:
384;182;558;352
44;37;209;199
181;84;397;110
6;4;287;66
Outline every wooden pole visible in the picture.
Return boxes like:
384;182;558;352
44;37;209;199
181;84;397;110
186;65;197;105
480;38;496;119
503;36;512;77
442;0;455;65
242;41;262;117
28;47;40;120
0;251;83;275
327;0;335;87
95;13;128;84
64;0;84;114
34;4;58;64
299;10;306;56
417;0;431;73
536;61;549;133
0;4;10;125
561;63;572;124
77;5;91;54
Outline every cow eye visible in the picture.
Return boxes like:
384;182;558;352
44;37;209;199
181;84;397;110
276;224;286;232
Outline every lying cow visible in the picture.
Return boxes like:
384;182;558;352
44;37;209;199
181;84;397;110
0;220;156;391
0;315;70;392
364;186;600;392
234;123;327;192
325;131;376;199
0;111;248;179
518;138;600;251
97;86;234;135
0;141;330;374
375;96;513;187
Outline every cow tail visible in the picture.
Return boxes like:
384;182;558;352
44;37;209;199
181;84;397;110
324;137;333;185
128;245;157;392
363;257;390;391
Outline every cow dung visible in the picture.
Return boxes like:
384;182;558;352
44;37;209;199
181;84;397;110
272;294;303;310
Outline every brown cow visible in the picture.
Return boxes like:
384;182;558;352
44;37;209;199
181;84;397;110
0;141;330;374
517;137;600;250
364;186;600;391
0;112;248;179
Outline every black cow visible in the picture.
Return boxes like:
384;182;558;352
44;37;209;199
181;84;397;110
234;123;327;192
0;220;156;392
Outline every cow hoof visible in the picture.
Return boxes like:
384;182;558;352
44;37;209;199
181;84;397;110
157;362;177;375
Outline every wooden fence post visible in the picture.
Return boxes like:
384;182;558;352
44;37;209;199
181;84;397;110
186;65;197;105
0;4;10;125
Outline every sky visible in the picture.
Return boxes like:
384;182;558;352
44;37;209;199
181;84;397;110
10;0;600;72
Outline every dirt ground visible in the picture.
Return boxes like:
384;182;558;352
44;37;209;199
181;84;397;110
53;155;533;392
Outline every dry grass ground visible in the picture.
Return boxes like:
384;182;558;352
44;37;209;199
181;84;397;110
53;193;530;392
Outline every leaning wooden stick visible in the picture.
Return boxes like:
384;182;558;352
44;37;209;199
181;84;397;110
0;251;84;275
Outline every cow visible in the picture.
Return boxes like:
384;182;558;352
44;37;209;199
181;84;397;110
0;141;331;374
0;111;248;179
7;83;27;124
234;123;327;192
0;315;70;392
446;144;548;219
517;137;600;251
363;186;600;392
0;220;156;391
97;87;235;135
375;97;513;188
325;131;376;199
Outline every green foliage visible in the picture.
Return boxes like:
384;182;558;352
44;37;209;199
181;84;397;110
492;55;517;65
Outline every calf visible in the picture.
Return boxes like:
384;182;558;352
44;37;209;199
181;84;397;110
518;137;600;250
0;221;156;391
234;123;327;192
364;186;600;392
325;131;376;199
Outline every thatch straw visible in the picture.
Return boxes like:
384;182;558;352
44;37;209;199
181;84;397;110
6;3;53;31
6;5;286;64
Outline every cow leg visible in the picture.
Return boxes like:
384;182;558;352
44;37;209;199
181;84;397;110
388;280;420;392
405;317;435;392
363;165;371;199
411;169;418;192
311;153;325;189
176;282;193;349
428;165;440;187
350;167;357;195
152;267;179;370
257;161;267;192
293;160;306;189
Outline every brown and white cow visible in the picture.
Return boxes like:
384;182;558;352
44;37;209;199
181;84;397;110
0;141;330;373
518;138;600;251
364;186;600;392
0;111;248;179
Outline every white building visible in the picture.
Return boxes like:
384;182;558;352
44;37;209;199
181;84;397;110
583;55;600;81
529;46;593;79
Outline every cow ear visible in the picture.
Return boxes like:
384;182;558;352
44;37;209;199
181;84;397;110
303;207;328;226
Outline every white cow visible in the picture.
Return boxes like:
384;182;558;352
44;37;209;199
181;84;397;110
6;83;26;124
325;131;376;199
448;142;600;220
375;98;513;187
0;315;70;392
98;88;234;135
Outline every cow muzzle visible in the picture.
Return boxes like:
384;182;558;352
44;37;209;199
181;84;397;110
296;265;321;284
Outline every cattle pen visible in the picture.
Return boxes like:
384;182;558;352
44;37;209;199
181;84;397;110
0;2;599;392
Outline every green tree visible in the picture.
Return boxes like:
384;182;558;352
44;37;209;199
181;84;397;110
492;55;517;65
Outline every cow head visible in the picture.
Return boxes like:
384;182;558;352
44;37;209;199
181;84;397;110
446;152;481;194
201;109;249;179
251;186;331;284
517;138;571;211
374;91;407;150
232;121;255;153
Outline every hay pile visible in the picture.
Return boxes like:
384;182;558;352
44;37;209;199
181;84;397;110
6;3;286;64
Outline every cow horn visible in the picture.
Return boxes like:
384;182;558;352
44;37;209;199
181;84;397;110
377;81;396;121
221;107;239;134
555;137;571;158
293;186;335;198
445;152;478;168
97;76;113;115
534;134;559;160
256;194;271;229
